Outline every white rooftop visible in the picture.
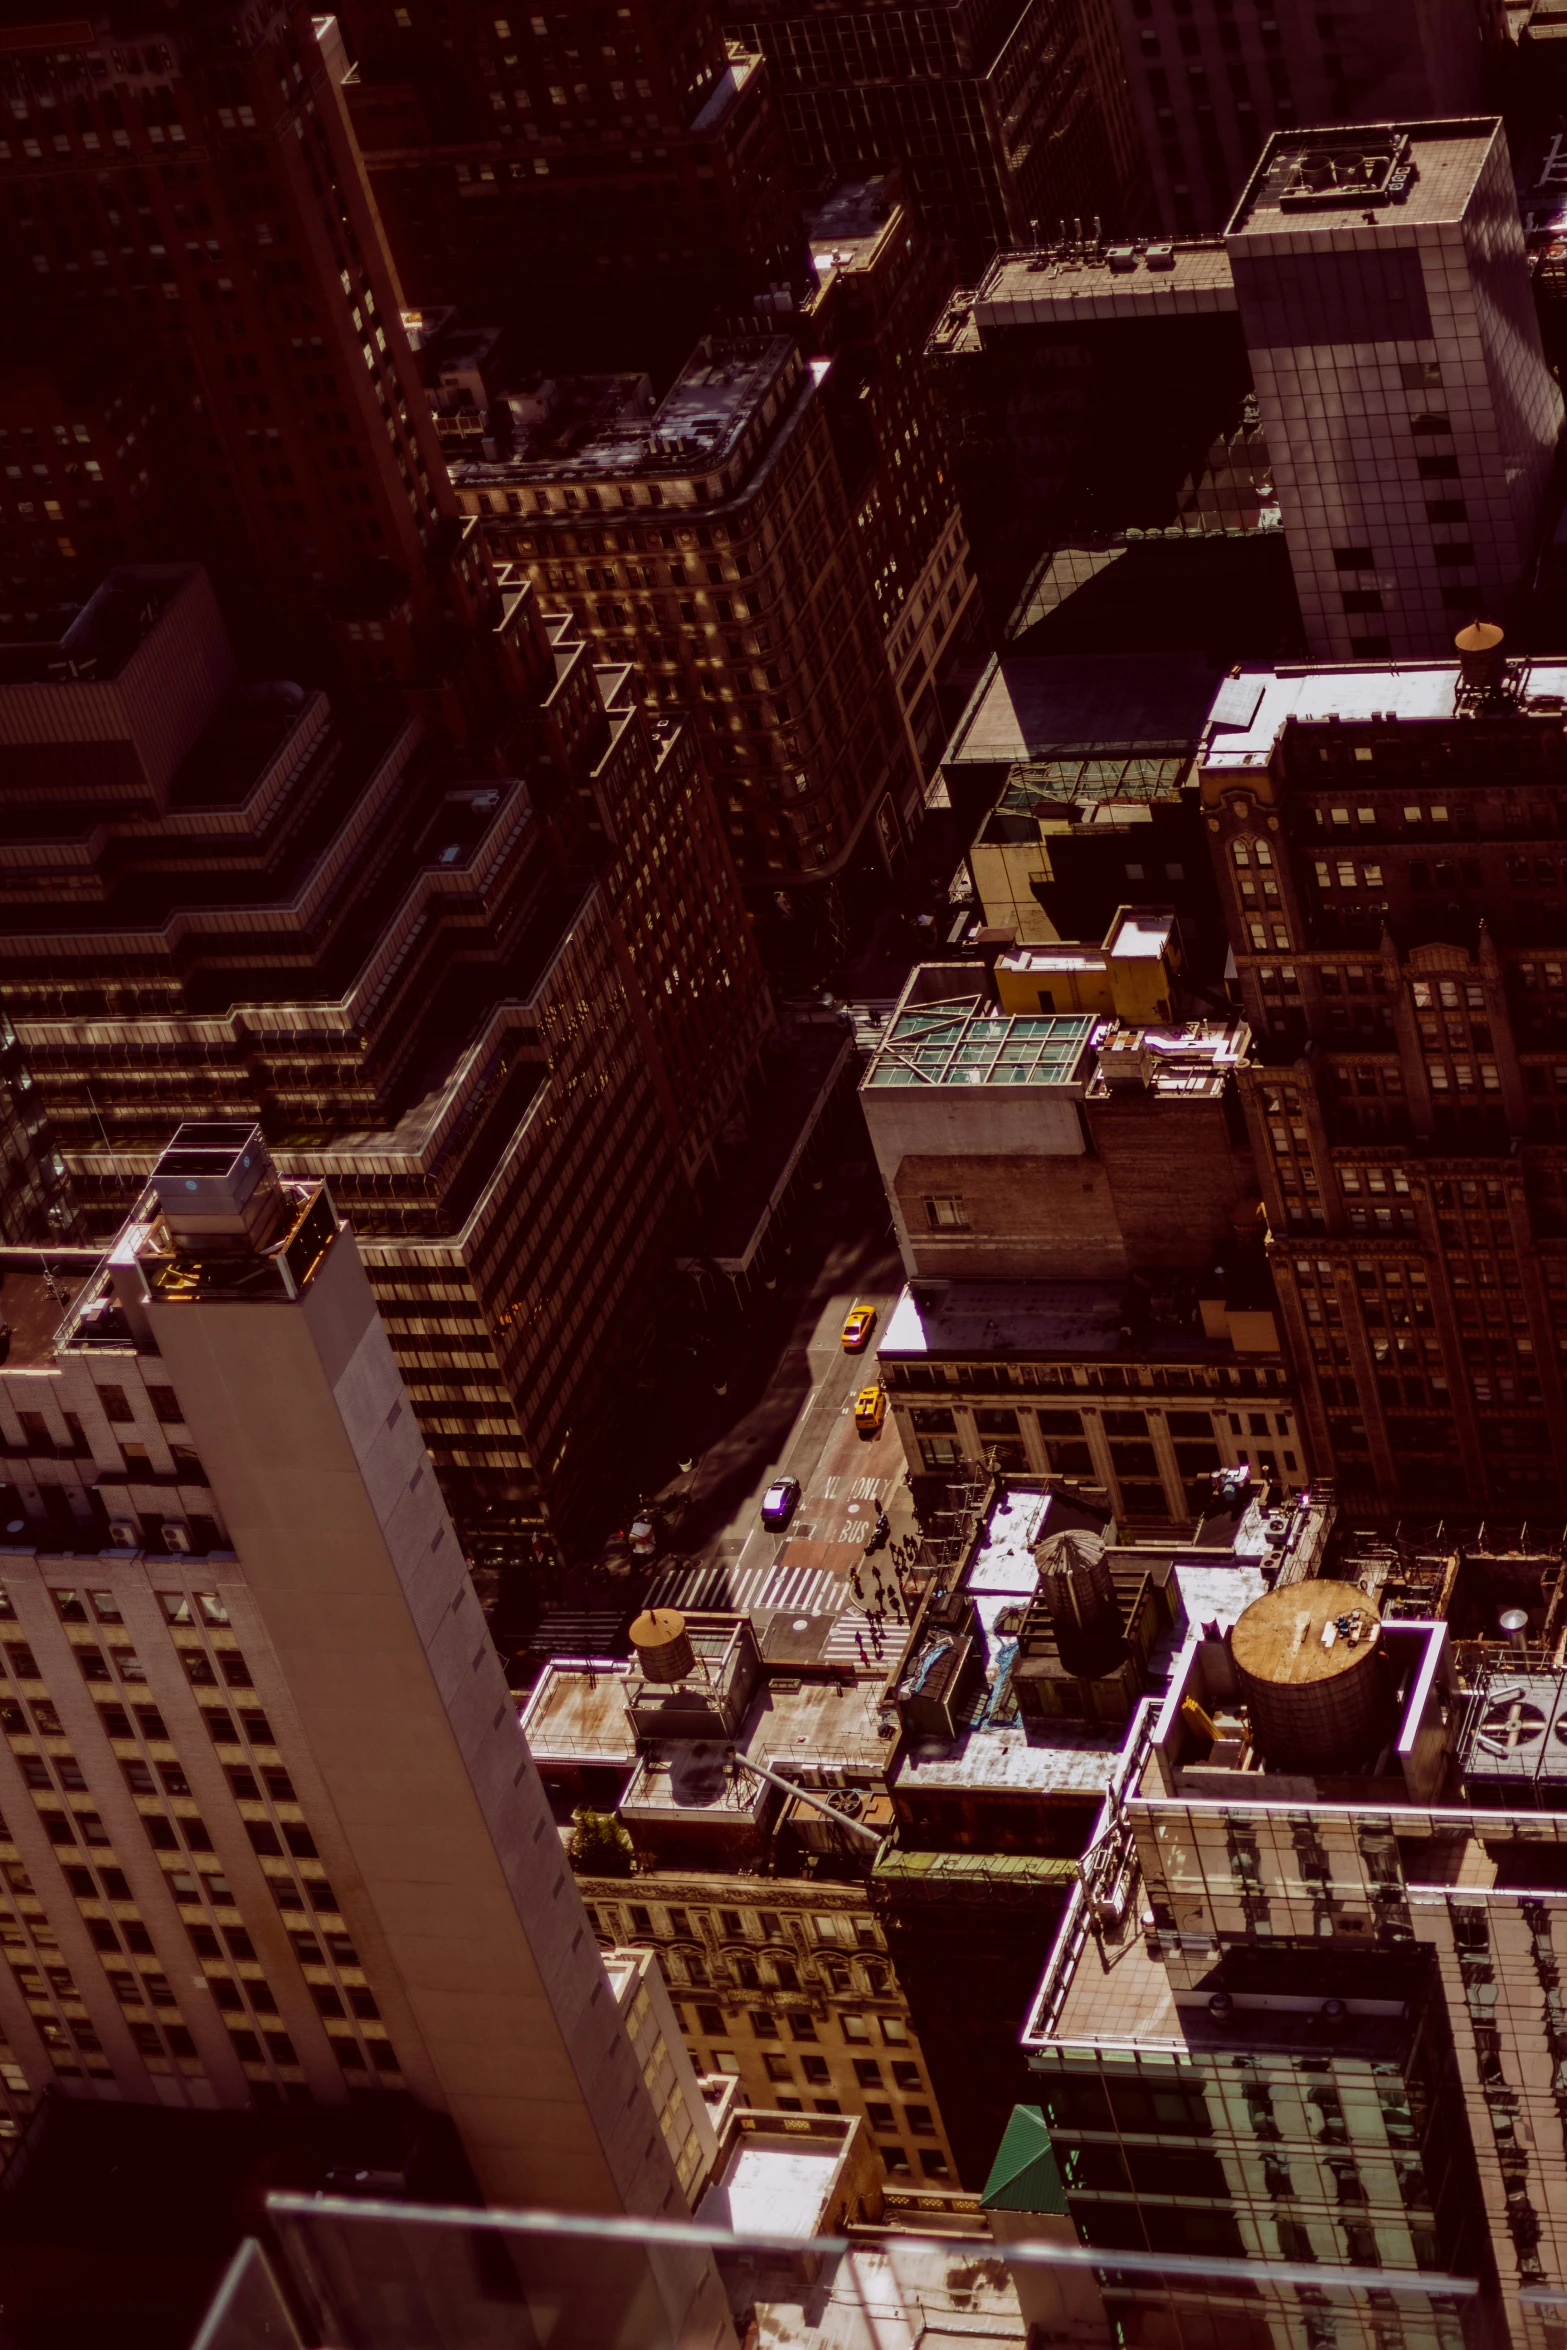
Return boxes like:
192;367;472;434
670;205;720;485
894;1718;1123;1798
1108;912;1173;960
697;2131;846;2239
1201;658;1567;770
1169;1560;1269;1642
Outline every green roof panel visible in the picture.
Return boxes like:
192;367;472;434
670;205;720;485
980;2104;1070;2215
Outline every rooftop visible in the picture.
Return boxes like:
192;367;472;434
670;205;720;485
519;1662;638;1765
878;1280;1255;1363
1085;1020;1248;1101
451;337;800;485
522;1656;892;1789
973;241;1236;329
890;1487;1271;1799
862;1004;1095;1091
1200;656;1567;771
893;1486;1126;1801
0;1264;94;1371
980;754;1192;834
0;565;197;688
1049;1914;1180;2050
804;174;902;277
1228;119;1501;239
695;2120;853;2239
1104;909;1174;962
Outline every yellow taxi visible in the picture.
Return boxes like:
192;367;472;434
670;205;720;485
841;1301;877;1352
854;1382;887;1438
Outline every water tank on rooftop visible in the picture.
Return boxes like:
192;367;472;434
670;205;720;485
1033;1527;1125;1679
629;1608;695;1683
1455;619;1506;695
1230;1579;1390;1772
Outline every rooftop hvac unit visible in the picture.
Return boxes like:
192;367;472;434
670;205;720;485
1463;1671;1567;1805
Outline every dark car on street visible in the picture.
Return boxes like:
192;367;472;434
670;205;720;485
760;1475;801;1530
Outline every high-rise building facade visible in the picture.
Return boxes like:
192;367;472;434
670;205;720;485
1202;638;1567;1520
796;177;986;789
0;3;490;694
333;1;801;378
1107;0;1505;238
1227;120;1562;664
0;1123;734;2340
0;561;771;1558
449;336;920;909
722;0;1141;280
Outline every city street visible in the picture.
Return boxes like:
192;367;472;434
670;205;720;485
643;1282;917;1671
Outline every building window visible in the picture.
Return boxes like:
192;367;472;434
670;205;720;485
922;1196;967;1231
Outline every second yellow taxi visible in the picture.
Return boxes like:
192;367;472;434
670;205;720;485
854;1382;887;1438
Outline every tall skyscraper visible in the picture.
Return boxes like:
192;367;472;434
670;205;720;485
0;2;489;694
1105;0;1505;237
1226;119;1562;663
1202;631;1567;1519
333;0;802;378
722;0;1142;280
0;1121;733;2350
0;561;771;1562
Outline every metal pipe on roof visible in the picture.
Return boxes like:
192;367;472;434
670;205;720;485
724;1747;885;1846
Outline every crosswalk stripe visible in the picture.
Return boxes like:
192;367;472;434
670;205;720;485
647;1555;876;1624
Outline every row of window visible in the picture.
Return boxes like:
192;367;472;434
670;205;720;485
887;1361;1285;1395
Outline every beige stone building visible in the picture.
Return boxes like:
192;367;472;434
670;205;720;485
0;1119;733;2341
522;1638;960;2187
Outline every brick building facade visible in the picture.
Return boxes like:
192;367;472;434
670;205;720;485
1202;645;1567;1515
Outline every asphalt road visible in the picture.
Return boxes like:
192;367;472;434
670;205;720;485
643;1286;916;1668
629;1153;920;1670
